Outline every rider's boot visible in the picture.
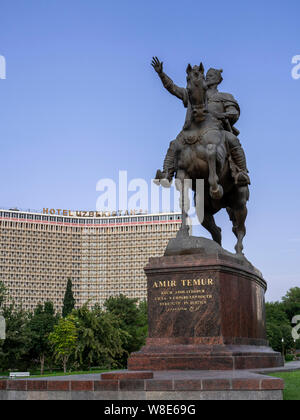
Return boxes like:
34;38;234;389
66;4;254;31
230;146;251;186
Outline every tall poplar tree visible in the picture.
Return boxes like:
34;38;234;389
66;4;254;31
62;279;75;318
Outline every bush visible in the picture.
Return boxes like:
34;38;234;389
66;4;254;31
285;354;295;362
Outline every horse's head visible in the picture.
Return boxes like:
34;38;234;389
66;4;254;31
186;63;207;123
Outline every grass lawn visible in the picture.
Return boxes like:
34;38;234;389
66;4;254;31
267;371;300;400
0;369;111;379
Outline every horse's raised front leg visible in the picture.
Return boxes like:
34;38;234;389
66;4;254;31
206;143;223;200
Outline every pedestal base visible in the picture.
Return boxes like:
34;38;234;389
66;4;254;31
128;344;283;371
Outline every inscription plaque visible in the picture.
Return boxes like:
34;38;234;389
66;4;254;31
148;272;221;339
152;278;214;312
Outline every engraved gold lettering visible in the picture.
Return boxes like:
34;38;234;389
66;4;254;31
153;280;177;288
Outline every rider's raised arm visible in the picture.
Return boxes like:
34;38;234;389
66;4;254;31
151;57;188;107
159;72;188;105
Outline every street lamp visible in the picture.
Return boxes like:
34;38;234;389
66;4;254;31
281;337;285;358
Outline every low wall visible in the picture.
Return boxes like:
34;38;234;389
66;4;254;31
0;375;284;400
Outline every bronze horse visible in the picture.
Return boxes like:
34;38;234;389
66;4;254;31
167;63;249;254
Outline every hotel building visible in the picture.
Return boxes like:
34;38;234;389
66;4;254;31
0;209;181;312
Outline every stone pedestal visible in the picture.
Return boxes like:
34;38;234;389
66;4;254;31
128;236;283;371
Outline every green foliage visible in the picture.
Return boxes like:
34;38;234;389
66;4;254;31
266;287;300;353
104;295;148;367
282;287;300;322
73;304;129;369
0;281;8;310
285;354;295;362
0;294;148;374
27;302;59;374
266;322;283;353
265;302;289;325
62;279;75;318
48;316;77;373
282;287;300;305
0;304;31;371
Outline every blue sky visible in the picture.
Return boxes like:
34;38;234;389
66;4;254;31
0;0;299;301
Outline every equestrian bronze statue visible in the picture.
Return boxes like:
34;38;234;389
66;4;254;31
152;57;250;255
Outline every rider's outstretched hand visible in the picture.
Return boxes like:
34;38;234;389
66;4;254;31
151;57;163;74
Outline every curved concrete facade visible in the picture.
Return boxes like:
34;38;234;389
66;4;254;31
0;209;181;311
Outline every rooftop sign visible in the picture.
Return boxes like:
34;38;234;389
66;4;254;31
43;209;148;218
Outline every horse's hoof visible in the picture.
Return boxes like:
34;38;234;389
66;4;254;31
236;251;244;257
160;178;172;188
210;185;223;200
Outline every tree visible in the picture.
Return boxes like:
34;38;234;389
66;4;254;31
0;281;8;310
282;287;300;304
27;302;59;374
73;304;129;370
62;279;75;318
265;302;289;325
104;294;148;367
48;316;77;373
282;287;300;322
265;301;295;354
0;303;31;371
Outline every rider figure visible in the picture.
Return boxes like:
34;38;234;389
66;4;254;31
152;57;250;187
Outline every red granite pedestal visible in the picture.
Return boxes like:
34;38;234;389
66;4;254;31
128;238;283;372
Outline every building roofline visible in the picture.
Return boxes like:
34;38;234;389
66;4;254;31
0;208;181;220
